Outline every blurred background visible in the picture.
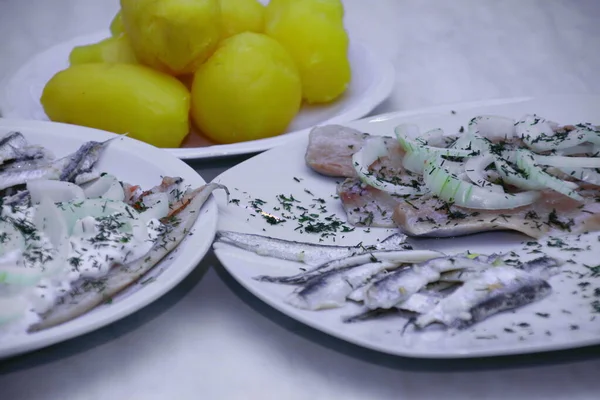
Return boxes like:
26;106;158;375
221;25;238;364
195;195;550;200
1;0;599;113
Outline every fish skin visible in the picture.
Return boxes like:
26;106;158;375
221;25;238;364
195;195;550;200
253;249;443;285
363;255;493;310
0;131;55;167
305;125;404;178
0;137;115;191
415;266;552;329
29;182;227;331
336;179;399;228
285;261;399;310
214;230;408;266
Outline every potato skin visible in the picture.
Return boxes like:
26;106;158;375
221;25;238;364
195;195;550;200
219;0;265;39
69;35;138;65
191;32;301;144
41;63;190;148
120;0;222;76
110;11;125;36
265;0;350;104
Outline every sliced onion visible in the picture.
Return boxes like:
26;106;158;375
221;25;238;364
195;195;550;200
533;154;600;169
83;174;125;201
352;137;423;195
494;157;546;191
518;115;600;152
464;154;504;192
424;155;540;210
395;124;473;174
468;115;516;141
514;149;583;201
558;167;600;186
33;197;70;278
0;250;44;288
27;180;85;204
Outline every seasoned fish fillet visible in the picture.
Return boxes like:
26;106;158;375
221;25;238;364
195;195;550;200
305;125;403;178
392;190;600;239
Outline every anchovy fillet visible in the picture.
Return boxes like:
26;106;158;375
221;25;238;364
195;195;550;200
215;231;409;266
253;250;443;285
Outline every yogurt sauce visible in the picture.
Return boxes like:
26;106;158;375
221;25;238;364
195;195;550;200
0;200;163;328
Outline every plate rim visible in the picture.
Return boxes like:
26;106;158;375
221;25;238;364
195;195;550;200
212;94;600;359
0;118;218;359
0;30;395;160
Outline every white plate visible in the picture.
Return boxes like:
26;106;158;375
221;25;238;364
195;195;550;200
0;118;218;359
212;94;600;359
0;31;394;160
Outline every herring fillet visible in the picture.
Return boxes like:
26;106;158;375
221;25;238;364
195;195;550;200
253;250;443;285
214;230;408;266
285;261;399;310
415;266;552;329
29;183;225;331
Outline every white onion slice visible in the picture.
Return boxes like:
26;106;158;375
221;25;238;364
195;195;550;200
533;154;600;168
424;155;539;210
352;137;423;195
83;174;125;201
464;155;504;192
515;150;583;201
27;180;85;204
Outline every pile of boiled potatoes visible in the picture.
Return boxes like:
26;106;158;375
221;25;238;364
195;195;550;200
40;0;351;147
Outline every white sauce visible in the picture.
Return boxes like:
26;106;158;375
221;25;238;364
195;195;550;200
0;200;163;327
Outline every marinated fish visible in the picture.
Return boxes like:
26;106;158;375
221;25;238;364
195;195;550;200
363;255;496;310
214;230;408;266
253;249;443;285
0;131;53;165
392;189;600;238
336;179;399;228
286;261;400;310
30;182;226;331
0;137;115;191
305;125;404;178
415;266;552;329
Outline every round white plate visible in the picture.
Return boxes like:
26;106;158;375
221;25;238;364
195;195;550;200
212;94;600;359
0;30;394;160
0;119;218;359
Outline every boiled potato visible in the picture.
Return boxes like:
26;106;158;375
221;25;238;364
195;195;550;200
41;63;190;148
191;32;301;144
220;0;264;39
120;0;222;76
110;11;125;36
265;0;350;104
69;35;137;65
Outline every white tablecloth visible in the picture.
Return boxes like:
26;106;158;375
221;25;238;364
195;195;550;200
1;1;600;399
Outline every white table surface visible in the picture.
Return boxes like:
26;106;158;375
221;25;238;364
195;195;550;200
1;1;600;399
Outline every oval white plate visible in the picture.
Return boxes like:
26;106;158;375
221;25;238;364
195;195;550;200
212;94;600;359
0;30;394;160
0;118;218;359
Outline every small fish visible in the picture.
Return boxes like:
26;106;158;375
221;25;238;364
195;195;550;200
285;261;399;310
343;289;452;323
347;270;390;302
364;255;493;310
253;249;443;285
0;131;54;166
0;138;115;191
30;182;228;331
415;266;552;329
214;231;409;266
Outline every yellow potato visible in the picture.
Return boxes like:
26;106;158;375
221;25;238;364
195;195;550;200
41;63;190;148
120;0;222;76
69;35;137;65
191;32;301;144
265;0;350;104
219;0;264;39
110;10;125;36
